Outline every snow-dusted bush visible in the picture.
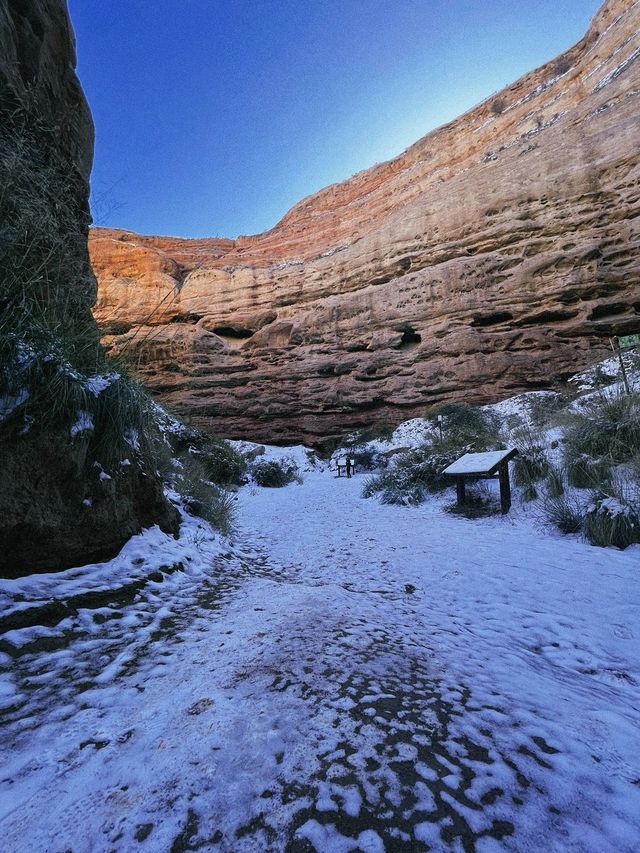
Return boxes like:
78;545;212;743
544;464;566;498
362;404;504;506
542;494;583;534
564;392;640;466
0;340;172;474
349;447;378;471
362;445;459;505
510;421;554;493
89;372;160;465
425;402;502;453
513;444;550;487
173;454;236;535
180;432;247;486
584;492;640;550
0;115;98;355
344;423;394;446
251;459;300;488
566;453;612;489
527;392;568;428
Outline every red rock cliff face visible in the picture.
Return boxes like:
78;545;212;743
91;0;640;444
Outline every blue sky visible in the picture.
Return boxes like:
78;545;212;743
68;0;602;239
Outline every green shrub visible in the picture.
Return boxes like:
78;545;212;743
173;454;235;535
361;474;384;499
361;444;459;505
251;459;299;488
426;403;502;453
345;423;394;446
0;112;101;392
0;342;171;479
542;494;584;534
349;447;377;471
528;392;567;428
505;413;525;432
522;483;538;502
545;465;565;498
566;453;612;489
89;372;154;465
192;437;246;486
1;345;85;434
513;446;550;486
149;418;246;487
563;392;640;466
584;492;640;550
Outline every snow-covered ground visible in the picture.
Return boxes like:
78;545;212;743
1;462;639;851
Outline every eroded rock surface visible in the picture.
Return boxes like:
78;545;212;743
91;0;640;444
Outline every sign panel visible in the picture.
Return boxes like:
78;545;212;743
618;334;640;349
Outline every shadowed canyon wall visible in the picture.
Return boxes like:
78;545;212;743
0;0;178;576
91;0;640;444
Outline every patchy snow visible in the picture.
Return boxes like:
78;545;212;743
335;419;437;468
390;417;435;448
318;244;350;259
0;389;28;422
124;427;141;451
588;496;636;520
593;45;640;92
569;350;640;394
69;410;94;438
230;440;325;474
270;257;305;271
1;457;639;851
483;390;561;427
83;373;119;396
0;506;222;626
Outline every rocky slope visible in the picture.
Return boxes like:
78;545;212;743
0;0;178;576
91;0;640;444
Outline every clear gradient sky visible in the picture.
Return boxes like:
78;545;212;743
68;0;602;239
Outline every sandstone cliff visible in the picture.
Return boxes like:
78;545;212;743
0;0;178;576
91;0;640;445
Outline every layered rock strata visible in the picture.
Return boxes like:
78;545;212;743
91;0;640;444
0;0;178;576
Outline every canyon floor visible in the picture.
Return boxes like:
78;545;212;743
1;456;639;852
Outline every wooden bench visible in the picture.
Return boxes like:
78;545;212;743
442;448;518;514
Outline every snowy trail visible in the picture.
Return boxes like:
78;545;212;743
1;471;639;852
